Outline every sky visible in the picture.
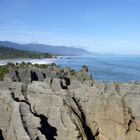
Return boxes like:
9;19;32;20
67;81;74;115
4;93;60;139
0;0;140;54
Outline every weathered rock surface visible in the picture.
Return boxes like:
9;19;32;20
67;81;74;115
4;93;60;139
0;66;140;140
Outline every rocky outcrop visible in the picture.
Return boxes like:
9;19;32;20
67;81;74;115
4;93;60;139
0;65;140;140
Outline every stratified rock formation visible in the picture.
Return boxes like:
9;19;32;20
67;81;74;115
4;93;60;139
0;64;140;140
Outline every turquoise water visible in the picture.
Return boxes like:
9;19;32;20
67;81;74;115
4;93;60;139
54;55;140;82
0;55;140;82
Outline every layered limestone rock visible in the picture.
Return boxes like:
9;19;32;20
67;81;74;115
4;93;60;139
0;65;140;140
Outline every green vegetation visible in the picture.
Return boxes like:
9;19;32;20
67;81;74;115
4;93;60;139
0;62;59;81
0;46;55;59
0;66;8;80
34;63;59;69
0;62;15;80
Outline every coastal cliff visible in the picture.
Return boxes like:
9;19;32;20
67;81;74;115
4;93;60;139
0;63;140;140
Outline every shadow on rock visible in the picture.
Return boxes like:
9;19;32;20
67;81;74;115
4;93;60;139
38;114;57;140
0;129;4;140
31;71;38;82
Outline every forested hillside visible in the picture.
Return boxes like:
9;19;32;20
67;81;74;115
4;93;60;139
0;46;54;59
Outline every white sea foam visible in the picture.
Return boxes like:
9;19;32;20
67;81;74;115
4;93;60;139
0;58;56;65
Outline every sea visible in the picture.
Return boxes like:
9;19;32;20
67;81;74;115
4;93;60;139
0;55;140;82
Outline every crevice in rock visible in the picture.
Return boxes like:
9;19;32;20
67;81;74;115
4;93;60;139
72;97;86;123
72;97;95;140
136;129;140;132
94;128;100;137
37;114;57;140
42;73;46;79
50;78;53;86
59;75;71;89
125;107;136;134
126;119;135;134
11;92;20;102
31;71;38;82
11;91;57;140
60;77;71;89
15;70;21;82
63;100;85;139
63;77;71;86
60;80;68;89
36;137;39;140
126;119;132;133
0;129;4;140
11;92;36;139
11;91;29;104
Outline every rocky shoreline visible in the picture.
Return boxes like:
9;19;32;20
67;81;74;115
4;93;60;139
0;63;140;140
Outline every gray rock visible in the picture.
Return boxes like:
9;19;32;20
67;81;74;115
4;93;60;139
1;66;140;140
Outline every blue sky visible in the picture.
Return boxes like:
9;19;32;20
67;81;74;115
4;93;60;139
0;0;140;54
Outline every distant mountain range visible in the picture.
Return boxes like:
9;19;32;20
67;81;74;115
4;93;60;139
0;41;90;56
